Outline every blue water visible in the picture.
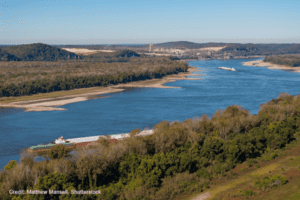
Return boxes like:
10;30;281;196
1;58;300;169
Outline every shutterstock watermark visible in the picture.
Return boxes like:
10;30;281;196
9;189;101;195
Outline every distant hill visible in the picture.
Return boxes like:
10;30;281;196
115;50;140;58
0;50;21;61
219;43;300;56
1;43;80;61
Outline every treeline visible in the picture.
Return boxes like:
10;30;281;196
0;93;299;200
82;50;141;62
0;43;80;61
219;43;300;56
0;57;188;97
264;54;300;67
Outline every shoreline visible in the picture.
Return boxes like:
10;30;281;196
0;66;202;112
242;59;300;72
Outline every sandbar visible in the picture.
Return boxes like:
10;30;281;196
242;59;300;73
0;67;203;112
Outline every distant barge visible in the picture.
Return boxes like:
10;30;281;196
29;130;153;152
218;67;236;71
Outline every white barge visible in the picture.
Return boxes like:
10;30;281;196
55;129;153;144
29;130;154;151
218;67;236;71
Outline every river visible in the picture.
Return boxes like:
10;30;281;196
1;58;300;169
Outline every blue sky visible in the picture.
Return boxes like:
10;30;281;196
1;0;299;44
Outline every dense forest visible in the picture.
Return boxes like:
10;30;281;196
0;56;187;97
0;93;299;200
0;43;80;61
264;54;300;67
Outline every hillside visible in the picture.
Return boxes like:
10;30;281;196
0;50;21;61
1;43;80;61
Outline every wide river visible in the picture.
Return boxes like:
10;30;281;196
1;58;300;169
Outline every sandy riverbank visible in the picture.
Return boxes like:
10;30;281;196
242;59;300;72
0;67;203;112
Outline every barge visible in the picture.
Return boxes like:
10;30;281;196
218;67;236;71
29;130;153;152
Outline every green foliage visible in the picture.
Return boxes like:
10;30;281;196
242;188;257;198
47;144;70;159
254;174;288;191
196;168;212;179
4;160;17;170
246;159;258;167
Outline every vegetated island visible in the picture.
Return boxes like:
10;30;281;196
243;54;300;72
1;93;300;200
0;43;202;111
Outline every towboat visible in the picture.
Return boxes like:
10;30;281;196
218;67;236;71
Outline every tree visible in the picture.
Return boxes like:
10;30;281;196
4;160;17;170
47;145;70;160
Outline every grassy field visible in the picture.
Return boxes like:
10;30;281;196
183;132;300;200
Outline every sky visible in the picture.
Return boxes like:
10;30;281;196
0;0;300;44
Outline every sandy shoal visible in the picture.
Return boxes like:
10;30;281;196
0;67;203;112
242;60;300;72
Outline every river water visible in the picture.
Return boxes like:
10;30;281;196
1;58;300;169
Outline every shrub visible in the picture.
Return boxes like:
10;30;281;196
47;144;70;159
4;160;17;170
254;174;288;190
239;168;245;172
270;152;278;160
242;189;256;198
246;159;258;167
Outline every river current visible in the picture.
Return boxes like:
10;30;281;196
1;58;299;169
